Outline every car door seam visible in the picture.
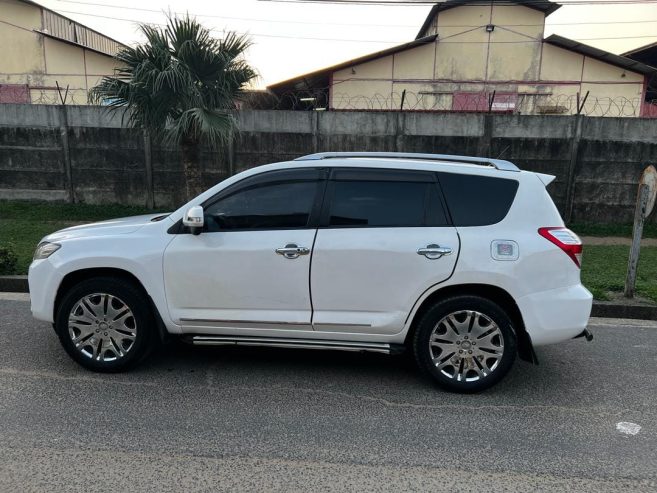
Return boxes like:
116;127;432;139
401;229;462;328
308;227;319;330
161;231;184;328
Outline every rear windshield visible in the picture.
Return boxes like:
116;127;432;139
438;172;519;226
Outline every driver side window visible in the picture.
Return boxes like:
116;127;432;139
203;170;322;232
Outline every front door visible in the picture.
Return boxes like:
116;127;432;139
310;168;459;335
163;169;324;331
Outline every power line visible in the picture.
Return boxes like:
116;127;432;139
53;0;657;28
258;0;657;4
52;0;418;27
52;9;657;44
53;10;406;42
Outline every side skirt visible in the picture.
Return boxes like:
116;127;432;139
184;334;406;355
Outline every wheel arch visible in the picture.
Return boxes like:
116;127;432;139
54;267;170;343
404;283;538;364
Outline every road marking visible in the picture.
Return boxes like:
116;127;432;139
616;422;641;435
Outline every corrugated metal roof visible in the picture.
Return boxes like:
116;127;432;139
19;0;127;57
622;41;657;67
416;0;562;39
623;41;657;58
545;35;657;76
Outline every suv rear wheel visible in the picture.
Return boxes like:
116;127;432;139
413;295;517;393
55;277;155;372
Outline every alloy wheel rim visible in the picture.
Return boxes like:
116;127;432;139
429;310;504;383
68;293;137;362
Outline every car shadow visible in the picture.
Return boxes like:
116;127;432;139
11;313;601;405
136;338;582;403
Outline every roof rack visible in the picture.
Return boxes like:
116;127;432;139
294;152;520;172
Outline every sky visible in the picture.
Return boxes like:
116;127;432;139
35;0;657;88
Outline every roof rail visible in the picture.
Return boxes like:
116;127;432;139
294;152;520;172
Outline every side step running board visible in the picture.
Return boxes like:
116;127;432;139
187;335;402;354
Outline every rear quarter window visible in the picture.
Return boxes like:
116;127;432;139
438;172;519;226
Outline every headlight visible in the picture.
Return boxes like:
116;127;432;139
33;242;61;260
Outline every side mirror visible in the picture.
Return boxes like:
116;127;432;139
183;205;204;235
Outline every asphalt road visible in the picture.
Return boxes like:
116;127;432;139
1;293;656;492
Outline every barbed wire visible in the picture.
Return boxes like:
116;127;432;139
35;90;89;105
0;88;90;105
253;88;657;118
3;87;657;118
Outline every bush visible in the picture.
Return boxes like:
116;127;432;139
0;245;18;275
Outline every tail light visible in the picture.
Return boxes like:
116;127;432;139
538;227;583;268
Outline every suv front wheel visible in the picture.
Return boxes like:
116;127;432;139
413;295;517;393
55;277;155;372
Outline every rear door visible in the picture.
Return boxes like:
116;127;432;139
310;168;459;335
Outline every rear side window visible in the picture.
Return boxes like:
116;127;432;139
438;172;519;226
326;179;448;228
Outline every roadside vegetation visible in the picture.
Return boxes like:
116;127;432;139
1;200;656;303
0;201;160;274
90;15;256;201
570;222;657;238
581;245;657;303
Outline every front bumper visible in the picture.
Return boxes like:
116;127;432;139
516;284;593;346
28;258;63;323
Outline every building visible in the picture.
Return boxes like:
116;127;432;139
269;0;657;117
623;42;657;72
0;0;125;105
622;42;657;115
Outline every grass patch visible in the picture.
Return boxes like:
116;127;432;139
0;200;164;274
581;245;657;303
0;200;154;222
1;201;656;304
569;222;657;239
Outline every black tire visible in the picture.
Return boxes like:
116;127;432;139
413;295;517;393
55;277;155;372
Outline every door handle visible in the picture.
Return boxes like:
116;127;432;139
276;244;310;259
417;244;452;260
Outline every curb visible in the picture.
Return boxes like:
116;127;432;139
590;302;657;321
1;275;656;321
0;275;28;293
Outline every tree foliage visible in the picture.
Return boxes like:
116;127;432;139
91;16;256;199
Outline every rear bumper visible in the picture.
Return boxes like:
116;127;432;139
516;284;593;346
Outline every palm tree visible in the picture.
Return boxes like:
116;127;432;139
91;16;257;201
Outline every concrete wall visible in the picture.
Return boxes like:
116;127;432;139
0;104;656;224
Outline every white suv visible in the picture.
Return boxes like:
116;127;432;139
29;152;593;392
